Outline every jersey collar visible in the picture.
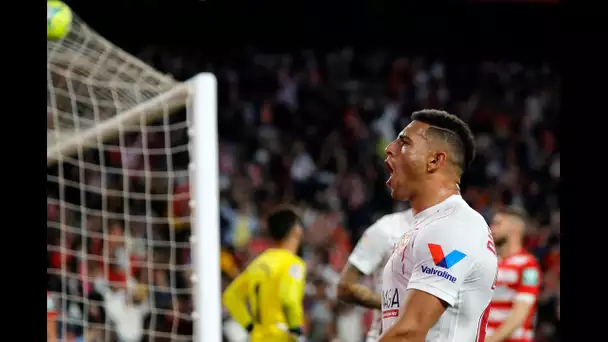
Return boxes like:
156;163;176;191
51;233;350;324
412;194;463;227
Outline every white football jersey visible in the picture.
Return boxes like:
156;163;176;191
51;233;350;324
381;195;498;342
348;209;415;341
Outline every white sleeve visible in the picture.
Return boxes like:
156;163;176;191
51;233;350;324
103;291;121;322
139;301;150;315
348;216;392;275
406;225;475;306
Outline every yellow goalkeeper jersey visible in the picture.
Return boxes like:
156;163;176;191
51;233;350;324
222;248;306;342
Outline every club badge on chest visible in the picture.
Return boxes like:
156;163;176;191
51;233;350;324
393;234;411;253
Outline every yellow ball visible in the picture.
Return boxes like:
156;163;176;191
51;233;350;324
47;1;72;40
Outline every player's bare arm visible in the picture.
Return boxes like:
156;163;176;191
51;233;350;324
47;294;58;342
486;300;535;342
337;262;382;309
378;289;447;342
47;315;57;342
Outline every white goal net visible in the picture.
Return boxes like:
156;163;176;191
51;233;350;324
47;12;220;342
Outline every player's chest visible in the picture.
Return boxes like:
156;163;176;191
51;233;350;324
392;226;421;252
496;263;522;288
386;228;421;280
374;233;404;277
377;228;415;268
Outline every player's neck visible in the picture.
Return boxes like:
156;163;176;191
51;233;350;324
409;180;460;216
276;238;299;254
498;240;523;259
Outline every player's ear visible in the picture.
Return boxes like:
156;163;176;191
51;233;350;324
427;151;447;173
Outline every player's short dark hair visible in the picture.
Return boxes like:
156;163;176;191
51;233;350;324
411;109;476;173
266;207;303;242
497;205;529;224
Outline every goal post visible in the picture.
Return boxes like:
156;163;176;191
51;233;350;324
47;12;221;342
191;74;222;342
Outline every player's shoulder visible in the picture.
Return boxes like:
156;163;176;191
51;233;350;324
290;253;306;267
502;251;541;287
253;249;305;275
451;198;488;227
504;251;540;269
282;255;306;281
262;248;302;263
270;249;305;268
368;209;415;236
250;249;271;264
388;209;416;224
417;200;490;255
423;202;488;236
248;249;282;269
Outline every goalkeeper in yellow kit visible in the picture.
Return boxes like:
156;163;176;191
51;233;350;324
222;207;307;342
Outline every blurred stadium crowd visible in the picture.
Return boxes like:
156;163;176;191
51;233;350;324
47;46;560;342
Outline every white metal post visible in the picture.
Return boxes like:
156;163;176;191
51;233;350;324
190;73;221;342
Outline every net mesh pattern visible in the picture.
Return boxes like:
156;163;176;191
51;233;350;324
47;13;195;342
47;13;177;148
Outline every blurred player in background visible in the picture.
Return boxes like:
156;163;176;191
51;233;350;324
337;209;414;342
223;207;307;342
379;110;498;342
47;292;57;342
486;207;541;342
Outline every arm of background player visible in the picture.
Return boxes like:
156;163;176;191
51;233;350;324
379;226;476;342
47;314;57;342
487;265;541;342
337;217;390;309
337;263;382;309
139;298;150;316
486;301;535;342
95;279;122;323
280;262;307;337
222;272;253;331
47;295;58;342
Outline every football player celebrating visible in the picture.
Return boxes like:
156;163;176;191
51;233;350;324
379;110;498;342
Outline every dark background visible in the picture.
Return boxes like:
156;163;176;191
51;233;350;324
67;0;559;61
42;1;566;342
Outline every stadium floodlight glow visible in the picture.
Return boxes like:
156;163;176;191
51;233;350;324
47;13;221;342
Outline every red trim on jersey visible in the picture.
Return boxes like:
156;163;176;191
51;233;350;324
476;304;491;342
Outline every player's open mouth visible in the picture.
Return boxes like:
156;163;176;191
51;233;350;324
385;160;394;175
385;159;394;186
